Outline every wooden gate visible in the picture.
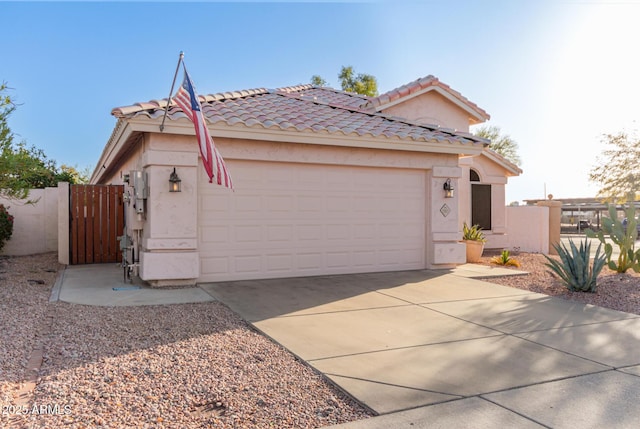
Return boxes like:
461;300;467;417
70;185;124;264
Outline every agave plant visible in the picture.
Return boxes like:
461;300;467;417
462;223;486;242
490;250;520;267
544;238;606;293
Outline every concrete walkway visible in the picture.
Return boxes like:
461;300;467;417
53;263;214;306
201;269;640;429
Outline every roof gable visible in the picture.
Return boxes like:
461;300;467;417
362;75;490;125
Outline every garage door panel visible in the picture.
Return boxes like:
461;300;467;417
265;166;295;184
235;195;262;212
378;249;402;266
266;253;294;273
403;222;425;239
297;224;323;241
327;196;351;212
200;248;426;281
327;170;353;189
353;250;376;267
354;223;376;239
199;161;426;281
327;224;351;241
297;196;323;213
403;247;425;265
235;225;262;242
234;255;262;273
327;251;350;268
267;195;293;212
267;225;293;241
379;223;402;239
200;225;229;244
360;169;384;184
201;193;230;213
297;252;323;271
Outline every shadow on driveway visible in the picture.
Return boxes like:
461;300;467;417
201;269;640;424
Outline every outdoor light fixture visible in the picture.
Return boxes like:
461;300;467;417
443;178;454;198
169;167;182;193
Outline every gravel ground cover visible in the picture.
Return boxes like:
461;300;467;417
2;250;640;428
479;250;640;315
0;253;370;429
0;253;57;408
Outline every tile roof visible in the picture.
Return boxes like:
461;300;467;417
112;84;487;147
362;75;490;121
277;84;371;110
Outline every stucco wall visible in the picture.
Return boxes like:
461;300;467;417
536;200;562;255
505;205;549;254
1;188;59;256
95;133;202;285
381;91;471;132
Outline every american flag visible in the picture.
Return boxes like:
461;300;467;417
173;68;233;188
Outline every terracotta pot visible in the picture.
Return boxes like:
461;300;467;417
464;240;485;263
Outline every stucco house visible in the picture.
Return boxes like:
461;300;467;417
92;75;521;286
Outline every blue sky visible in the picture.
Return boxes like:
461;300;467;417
3;0;640;203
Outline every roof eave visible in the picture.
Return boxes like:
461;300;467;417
91;119;133;184
481;148;523;176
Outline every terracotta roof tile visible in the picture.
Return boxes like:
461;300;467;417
111;85;487;147
278;85;370;110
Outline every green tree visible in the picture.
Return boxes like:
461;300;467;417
0;82;27;200
58;164;91;184
310;75;328;87
589;132;640;203
311;66;379;96
474;125;522;167
1;82;16;159
338;66;378;96
0;204;13;252
1;83;83;200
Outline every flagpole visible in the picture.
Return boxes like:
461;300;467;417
160;51;184;132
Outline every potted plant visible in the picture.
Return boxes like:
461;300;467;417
462;222;486;263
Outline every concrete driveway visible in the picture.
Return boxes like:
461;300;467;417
201;268;640;428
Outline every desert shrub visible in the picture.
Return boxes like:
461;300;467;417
0;204;14;251
544;237;606;293
490;250;520;267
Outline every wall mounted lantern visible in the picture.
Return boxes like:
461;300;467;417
169;167;182;193
443;178;454;198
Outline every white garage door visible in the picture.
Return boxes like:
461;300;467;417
198;160;426;282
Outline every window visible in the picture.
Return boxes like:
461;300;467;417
470;169;491;231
